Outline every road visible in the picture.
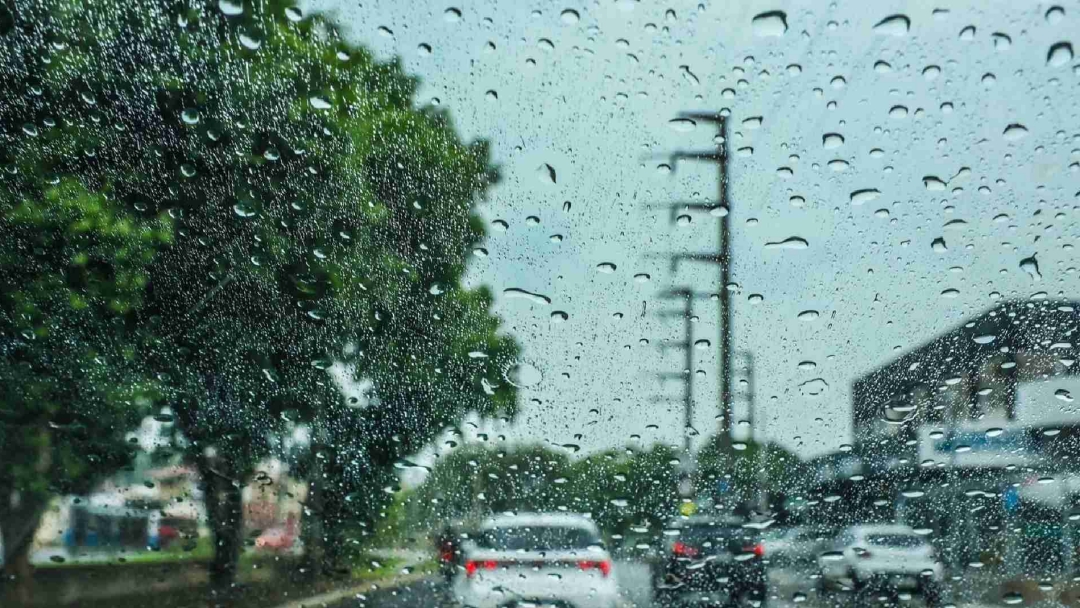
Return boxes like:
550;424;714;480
333;561;999;608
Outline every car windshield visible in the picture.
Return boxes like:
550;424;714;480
477;526;600;552
1;0;1078;607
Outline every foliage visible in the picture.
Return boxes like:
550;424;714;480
0;0;518;581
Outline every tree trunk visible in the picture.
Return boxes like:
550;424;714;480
197;457;244;594
300;439;326;581
1;490;49;605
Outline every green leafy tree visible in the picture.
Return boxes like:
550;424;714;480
0;179;169;592
0;0;517;590
696;436;803;517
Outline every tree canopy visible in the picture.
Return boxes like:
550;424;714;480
0;0;518;585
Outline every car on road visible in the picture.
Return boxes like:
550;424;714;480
760;526;830;568
817;524;943;606
450;512;618;608
652;516;768;607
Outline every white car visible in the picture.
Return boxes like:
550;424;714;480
818;524;944;604
760;526;828;567
451;512;619;608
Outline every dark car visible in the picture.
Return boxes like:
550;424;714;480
652;517;768;607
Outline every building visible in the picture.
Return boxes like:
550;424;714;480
852;299;1080;473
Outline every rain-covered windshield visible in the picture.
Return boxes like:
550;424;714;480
1;0;1079;607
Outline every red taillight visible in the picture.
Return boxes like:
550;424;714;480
578;560;612;577
440;549;454;563
673;541;699;557
741;543;765;558
465;559;499;577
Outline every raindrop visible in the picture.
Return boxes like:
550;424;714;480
309;96;332;110
764;237;808;250
22;123;38;137
1002;592;1023;605
679;65;700;86
959;25;975;41
889;105;909;119
503;288;551;305
751;11;787;37
485;90;498;101
787;64;802;76
1046;6;1065;24
549;234;563;243
694;339;711;350
799;378;829;397
850;189;881;205
596;263;617;273
1048;42;1073;67
492;219;508;231
562;201;572;212
973;334;996;345
932;237;948;253
797;310;820;321
823;133;845;149
537;163;557;184
798;361;817;371
1003;123;1029;141
923;176;946;190
1020;255;1041;281
560;8;580;24
742;116;763;129
633;273;651;283
676;214;692;227
874;60;893;73
828;159;849;172
733;442;748;451
418;43;432;56
941;288;960;298
992;32;1011;51
504;362;543;387
284;6;302;21
986;428;1004;438
748;294;764;304
668;118;696;132
709;206;729;217
550;311;569;323
181;108;200;125
872;14;910;36
376;25;393;38
233;202;257;218
219;0;243;16
1055;389;1073;402
923;65;941;80
444;7;462;23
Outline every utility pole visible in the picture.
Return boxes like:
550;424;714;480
654;112;734;447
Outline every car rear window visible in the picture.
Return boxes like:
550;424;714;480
865;534;925;548
477;526;601;551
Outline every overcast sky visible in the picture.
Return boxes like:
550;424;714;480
310;0;1080;460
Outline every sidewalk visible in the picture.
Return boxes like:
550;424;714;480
268;571;430;608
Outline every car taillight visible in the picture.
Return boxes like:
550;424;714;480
673;541;699;558
464;559;499;577
440;549;454;563
741;543;765;558
578;560;612;577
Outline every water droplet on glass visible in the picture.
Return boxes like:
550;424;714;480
485;90;498;101
309;96;331;110
1048;42;1073;67
537;163;557;184
941;288;960;298
181;108;200;125
923;176;946;191
828;159;849;172
1056;389;1073;402
850;189;881;205
492;219;508;232
799;378;829;397
504;361;543;387
748;294;764;304
284;6;302;21
1002;592;1023;605
694;339;711;350
444;7;462;23
1003;123;1028;140
923;65;941;80
219;0;243;16
973;334;996;345
764;237;808;250
959;25;975;41
549;234;563;243
874;60;892;73
550;311;569;323
503;288;551;305
676;214;692;227
679;65;700;86
992;32;1011;51
1020;255;1041;281
418;43;432;56
233;202;257;218
1046;6;1065;24
742;116;763;129
797;310;820;321
889;105;909;119
669;118;696;132
873;14;910;37
823;133;845;149
560;9;580;24
751;11;787;37
932;237;948;253
798;361;817;370
596;263;617;273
